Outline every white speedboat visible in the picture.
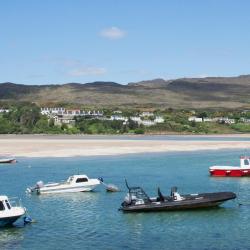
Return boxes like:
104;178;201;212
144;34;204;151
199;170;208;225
27;174;101;194
0;196;26;227
0;158;16;164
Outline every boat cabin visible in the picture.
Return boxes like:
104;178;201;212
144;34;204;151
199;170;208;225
0;196;12;211
240;156;250;168
66;175;90;184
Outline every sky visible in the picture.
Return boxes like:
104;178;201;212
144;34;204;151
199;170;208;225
1;0;250;85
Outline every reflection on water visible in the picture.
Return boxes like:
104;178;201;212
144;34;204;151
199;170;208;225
0;227;24;249
30;190;101;203
1;149;250;249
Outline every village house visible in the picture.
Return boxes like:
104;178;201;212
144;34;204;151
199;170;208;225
0;108;9;113
218;117;235;124
140;120;156;126
130;116;142;123
154;116;164;123
140;111;154;117
41;107;65;115
188;116;203;122
53;116;75;127
240;117;250;123
41;107;103;117
110;115;128;121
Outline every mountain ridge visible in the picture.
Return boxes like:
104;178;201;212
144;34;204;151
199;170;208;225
1;75;250;109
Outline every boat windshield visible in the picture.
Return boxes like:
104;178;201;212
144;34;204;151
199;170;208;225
129;187;151;203
67;176;74;183
5;200;11;209
244;159;249;165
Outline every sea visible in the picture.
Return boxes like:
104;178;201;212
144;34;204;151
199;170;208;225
0;137;250;249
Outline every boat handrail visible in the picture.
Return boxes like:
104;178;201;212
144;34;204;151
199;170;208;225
240;155;250;159
8;197;22;207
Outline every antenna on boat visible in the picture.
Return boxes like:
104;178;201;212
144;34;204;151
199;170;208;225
125;179;130;190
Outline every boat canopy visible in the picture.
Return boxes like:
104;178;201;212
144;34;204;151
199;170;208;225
67;175;89;183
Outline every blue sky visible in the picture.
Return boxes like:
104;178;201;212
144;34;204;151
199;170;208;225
1;0;250;85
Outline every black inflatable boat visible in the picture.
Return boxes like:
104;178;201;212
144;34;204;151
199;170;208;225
120;182;236;212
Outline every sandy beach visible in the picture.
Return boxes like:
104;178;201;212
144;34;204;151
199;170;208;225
1;135;250;157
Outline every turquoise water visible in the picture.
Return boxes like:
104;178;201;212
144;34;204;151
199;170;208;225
0;150;250;250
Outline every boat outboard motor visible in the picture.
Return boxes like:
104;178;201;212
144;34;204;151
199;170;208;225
36;181;44;189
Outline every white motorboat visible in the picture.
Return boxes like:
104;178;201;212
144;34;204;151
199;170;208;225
0;196;26;227
27;174;101;194
0;158;16;164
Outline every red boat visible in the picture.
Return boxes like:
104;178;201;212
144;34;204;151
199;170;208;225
210;156;250;177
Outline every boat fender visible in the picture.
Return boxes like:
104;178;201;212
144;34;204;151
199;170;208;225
98;177;104;183
36;181;44;188
23;216;33;224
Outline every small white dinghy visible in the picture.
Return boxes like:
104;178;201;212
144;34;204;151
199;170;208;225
0;196;26;227
27;174;101;195
98;178;119;192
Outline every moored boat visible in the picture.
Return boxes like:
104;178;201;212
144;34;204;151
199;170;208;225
120;182;236;212
210;156;250;177
26;174;101;194
0;158;16;164
0;196;26;227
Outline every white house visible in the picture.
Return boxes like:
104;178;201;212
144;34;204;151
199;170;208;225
240;118;250;123
203;118;214;122
0;108;9;113
110;115;128;121
188;116;202;122
41;107;65;115
141;120;156;126
218;117;235;124
41;107;104;117
140;112;154;117
130;116;142;123
154;116;164;123
53;116;75;127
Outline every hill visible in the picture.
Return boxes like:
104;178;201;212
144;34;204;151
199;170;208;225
1;75;250;109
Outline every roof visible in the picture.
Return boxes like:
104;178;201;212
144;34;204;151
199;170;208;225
71;174;89;178
0;195;8;200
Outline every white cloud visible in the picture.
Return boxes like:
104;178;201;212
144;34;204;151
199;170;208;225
68;66;107;77
100;27;126;40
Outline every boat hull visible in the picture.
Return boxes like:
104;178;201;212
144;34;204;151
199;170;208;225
0;159;16;164
121;192;236;212
38;184;99;194
0;216;21;227
210;169;250;177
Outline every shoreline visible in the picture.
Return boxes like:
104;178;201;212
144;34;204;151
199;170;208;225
1;133;250;139
1;135;250;157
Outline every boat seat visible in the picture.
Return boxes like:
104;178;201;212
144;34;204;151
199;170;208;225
170;186;178;197
157;187;165;202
